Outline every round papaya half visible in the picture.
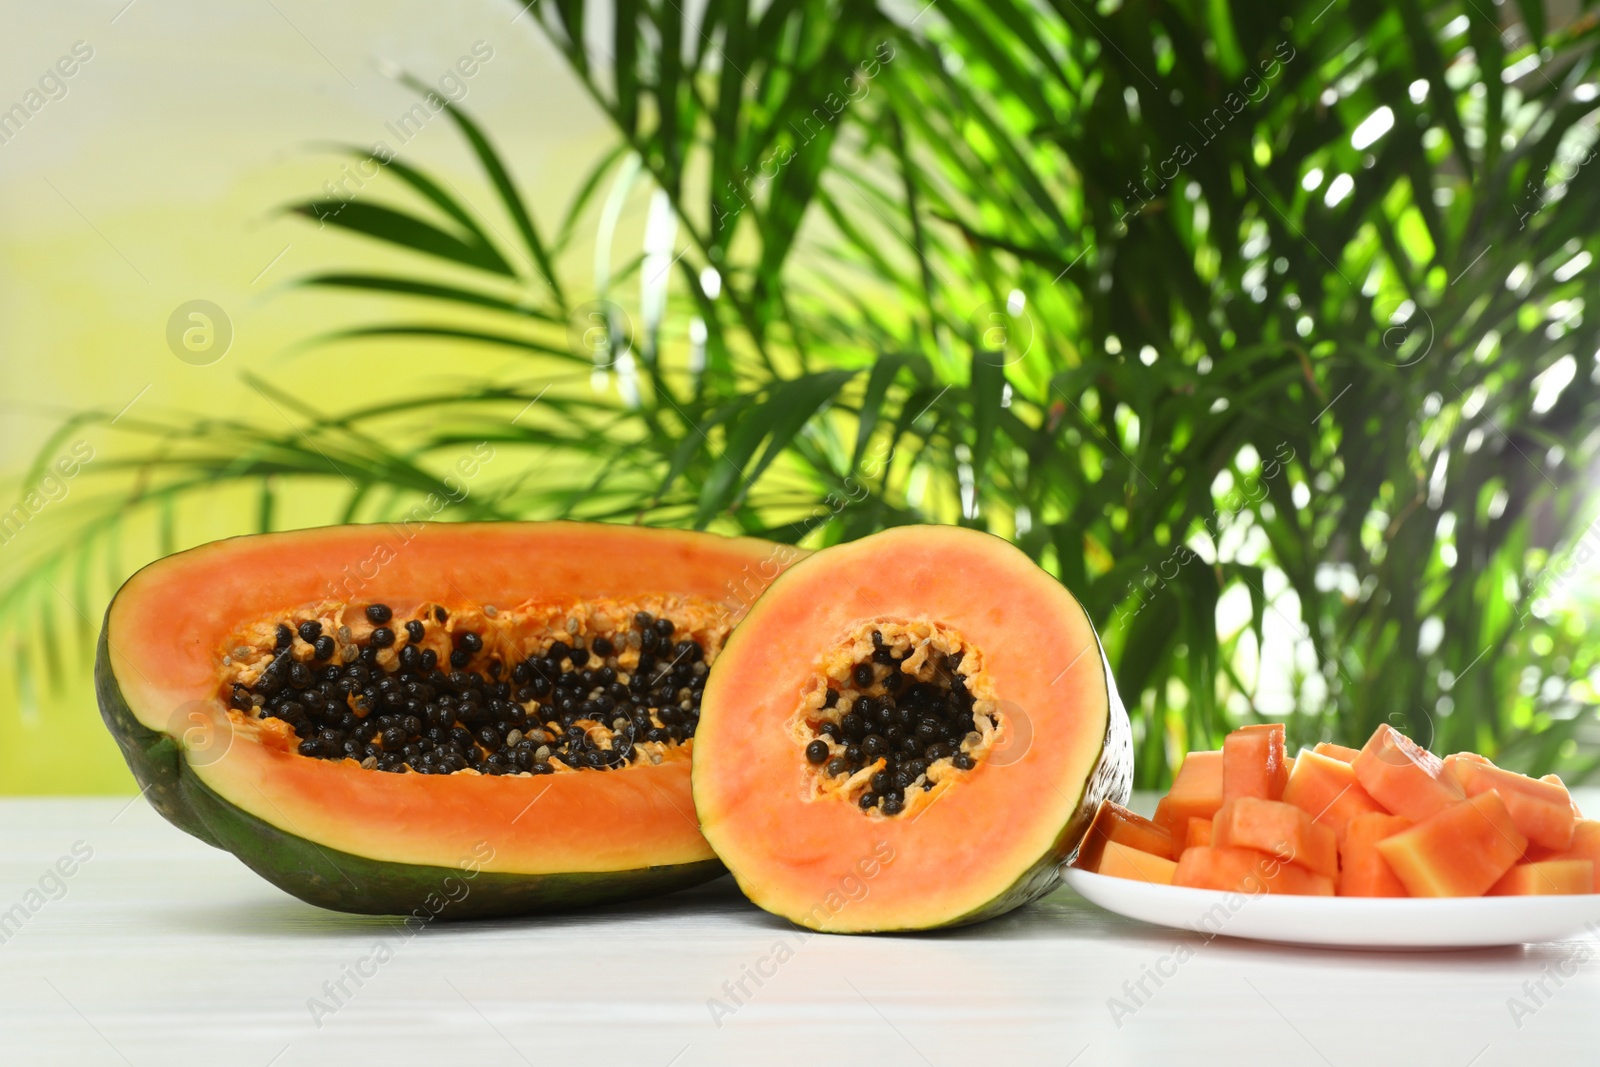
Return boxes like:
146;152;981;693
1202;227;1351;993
96;521;799;917
692;525;1132;932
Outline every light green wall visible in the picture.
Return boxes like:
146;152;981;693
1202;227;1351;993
0;1;615;792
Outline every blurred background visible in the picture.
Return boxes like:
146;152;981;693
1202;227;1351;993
4;0;1600;794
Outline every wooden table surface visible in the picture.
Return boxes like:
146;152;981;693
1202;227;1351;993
0;794;1595;1066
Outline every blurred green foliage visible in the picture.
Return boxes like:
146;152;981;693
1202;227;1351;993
9;0;1600;785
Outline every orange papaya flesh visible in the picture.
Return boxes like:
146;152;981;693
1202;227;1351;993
1074;800;1174;870
1221;723;1288;804
1448;761;1576;851
1282;748;1387;842
1523;819;1600;895
1353;724;1464;822
692;525;1133;932
1376;791;1527;897
1442;752;1495;776
1095;841;1179;885
1541;774;1584;816
1488;859;1595;896
1172;846;1335;896
1536;777;1587;819
1313;741;1362;763
1153;750;1223;840
1211;797;1338;879
98;521;799;916
1184;816;1213;851
1337;812;1412;897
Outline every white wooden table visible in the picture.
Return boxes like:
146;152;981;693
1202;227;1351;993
1;795;1595;1066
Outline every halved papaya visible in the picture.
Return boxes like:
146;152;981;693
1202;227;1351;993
97;521;797;916
691;525;1132;932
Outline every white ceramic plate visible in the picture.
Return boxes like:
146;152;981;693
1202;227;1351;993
1062;867;1600;948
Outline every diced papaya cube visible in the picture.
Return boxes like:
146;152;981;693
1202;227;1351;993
1375;792;1527;897
1153;750;1223;840
1353;724;1464;821
1447;761;1576;851
1184;816;1213;850
1282;749;1387;841
1541;774;1584;817
1313;741;1362;763
1222;723;1288;804
1441;752;1494;783
1338;812;1412;897
1172;846;1334;896
1096;841;1179;885
1530;818;1600;865
1075;800;1175;871
1488;859;1594;896
1211;797;1338;879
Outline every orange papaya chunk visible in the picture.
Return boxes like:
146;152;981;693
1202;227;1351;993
1441;751;1494;781
1530;818;1600;865
1338;812;1412;897
1075;800;1175;870
1096;841;1179;885
1282;749;1387;841
1487;859;1594;896
1211;797;1338;879
1172;846;1334;896
1541;774;1584;817
1352;724;1464;821
1184;816;1213;851
1153;750;1223;840
1449;761;1576;851
1375;792;1527;897
1313;741;1362;763
1222;723;1288;804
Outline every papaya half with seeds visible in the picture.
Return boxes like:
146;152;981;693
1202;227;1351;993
691;524;1132;932
96;521;798;917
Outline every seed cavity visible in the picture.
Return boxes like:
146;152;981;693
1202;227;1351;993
220;597;726;777
793;620;1001;818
